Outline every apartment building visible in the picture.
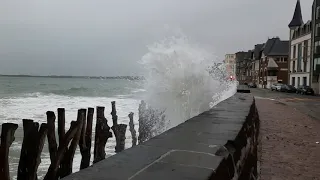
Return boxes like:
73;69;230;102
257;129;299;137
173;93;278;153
251;44;264;85
311;0;320;94
288;0;312;87
224;54;236;77
235;51;252;84
259;38;289;89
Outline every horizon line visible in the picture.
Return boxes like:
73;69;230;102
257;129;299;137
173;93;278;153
0;74;145;80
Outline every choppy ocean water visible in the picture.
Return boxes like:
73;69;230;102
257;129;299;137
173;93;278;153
0;76;143;179
0;33;239;180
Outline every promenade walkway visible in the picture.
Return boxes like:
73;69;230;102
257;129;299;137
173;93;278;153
256;98;320;180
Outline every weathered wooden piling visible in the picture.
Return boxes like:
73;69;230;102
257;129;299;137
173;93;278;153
1;102;138;179
111;101;127;153
93;106;112;163
0;123;18;180
128;112;137;147
17;119;48;180
47;111;58;163
112;124;127;153
44;111;82;180
60;109;86;178
111;101;118;126
58;108;66;145
79;107;94;170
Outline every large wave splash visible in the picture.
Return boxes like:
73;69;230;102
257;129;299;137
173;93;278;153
139;34;238;138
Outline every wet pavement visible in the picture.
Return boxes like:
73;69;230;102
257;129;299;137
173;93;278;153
252;88;320;179
250;88;320;121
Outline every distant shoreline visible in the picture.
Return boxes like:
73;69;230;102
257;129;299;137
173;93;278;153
0;74;144;80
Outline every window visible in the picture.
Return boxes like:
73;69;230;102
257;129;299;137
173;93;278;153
293;60;296;72
315;41;320;53
317;6;320;20
292;77;295;86
293;45;296;58
303;77;307;86
297;43;302;71
304;40;308;59
314;58;320;71
316;23;320;36
278;57;287;63
304;61;307;72
268;70;277;76
298;77;300;86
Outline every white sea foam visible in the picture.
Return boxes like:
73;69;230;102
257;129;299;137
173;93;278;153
1;93;140;179
0;93;139;126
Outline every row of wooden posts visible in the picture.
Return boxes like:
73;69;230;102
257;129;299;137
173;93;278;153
0;101;151;180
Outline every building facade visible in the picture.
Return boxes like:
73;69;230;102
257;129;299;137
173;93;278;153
288;0;312;88
259;38;289;89
224;54;236;77
235;51;252;84
311;0;320;94
251;44;264;85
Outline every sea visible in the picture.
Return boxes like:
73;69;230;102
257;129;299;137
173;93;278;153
0;33;238;179
0;76;143;179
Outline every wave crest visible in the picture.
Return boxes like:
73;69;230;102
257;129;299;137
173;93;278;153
139;32;237;135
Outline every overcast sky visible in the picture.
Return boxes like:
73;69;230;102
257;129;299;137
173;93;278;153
0;0;314;76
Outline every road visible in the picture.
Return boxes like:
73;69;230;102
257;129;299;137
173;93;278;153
250;88;320;121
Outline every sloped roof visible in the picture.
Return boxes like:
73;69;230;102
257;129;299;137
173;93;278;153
245;50;253;59
263;38;278;56
254;44;264;60
288;0;304;28
268;40;289;56
262;38;289;56
305;20;311;25
235;51;247;62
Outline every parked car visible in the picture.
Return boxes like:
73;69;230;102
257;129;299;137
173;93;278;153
271;83;283;91
280;84;296;93
296;85;315;95
248;82;257;88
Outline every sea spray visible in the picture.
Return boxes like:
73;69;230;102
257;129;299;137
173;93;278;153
139;34;237;138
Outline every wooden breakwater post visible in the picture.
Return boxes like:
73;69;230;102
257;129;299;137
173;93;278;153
79;107;94;170
0;101;138;180
59;109;86;178
0;123;18;180
44;110;83;180
17;120;48;180
93;106;112;163
128;112;137;147
111;101;127;153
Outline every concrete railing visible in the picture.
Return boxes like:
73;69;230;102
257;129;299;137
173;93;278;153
63;92;259;180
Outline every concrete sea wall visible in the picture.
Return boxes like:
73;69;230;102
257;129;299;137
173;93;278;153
63;93;259;180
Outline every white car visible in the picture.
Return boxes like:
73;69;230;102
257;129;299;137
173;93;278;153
271;83;283;91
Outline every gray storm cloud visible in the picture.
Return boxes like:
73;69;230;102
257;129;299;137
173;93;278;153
0;0;313;76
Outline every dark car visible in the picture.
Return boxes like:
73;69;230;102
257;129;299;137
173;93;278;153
280;84;296;93
296;85;315;95
248;82;257;88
